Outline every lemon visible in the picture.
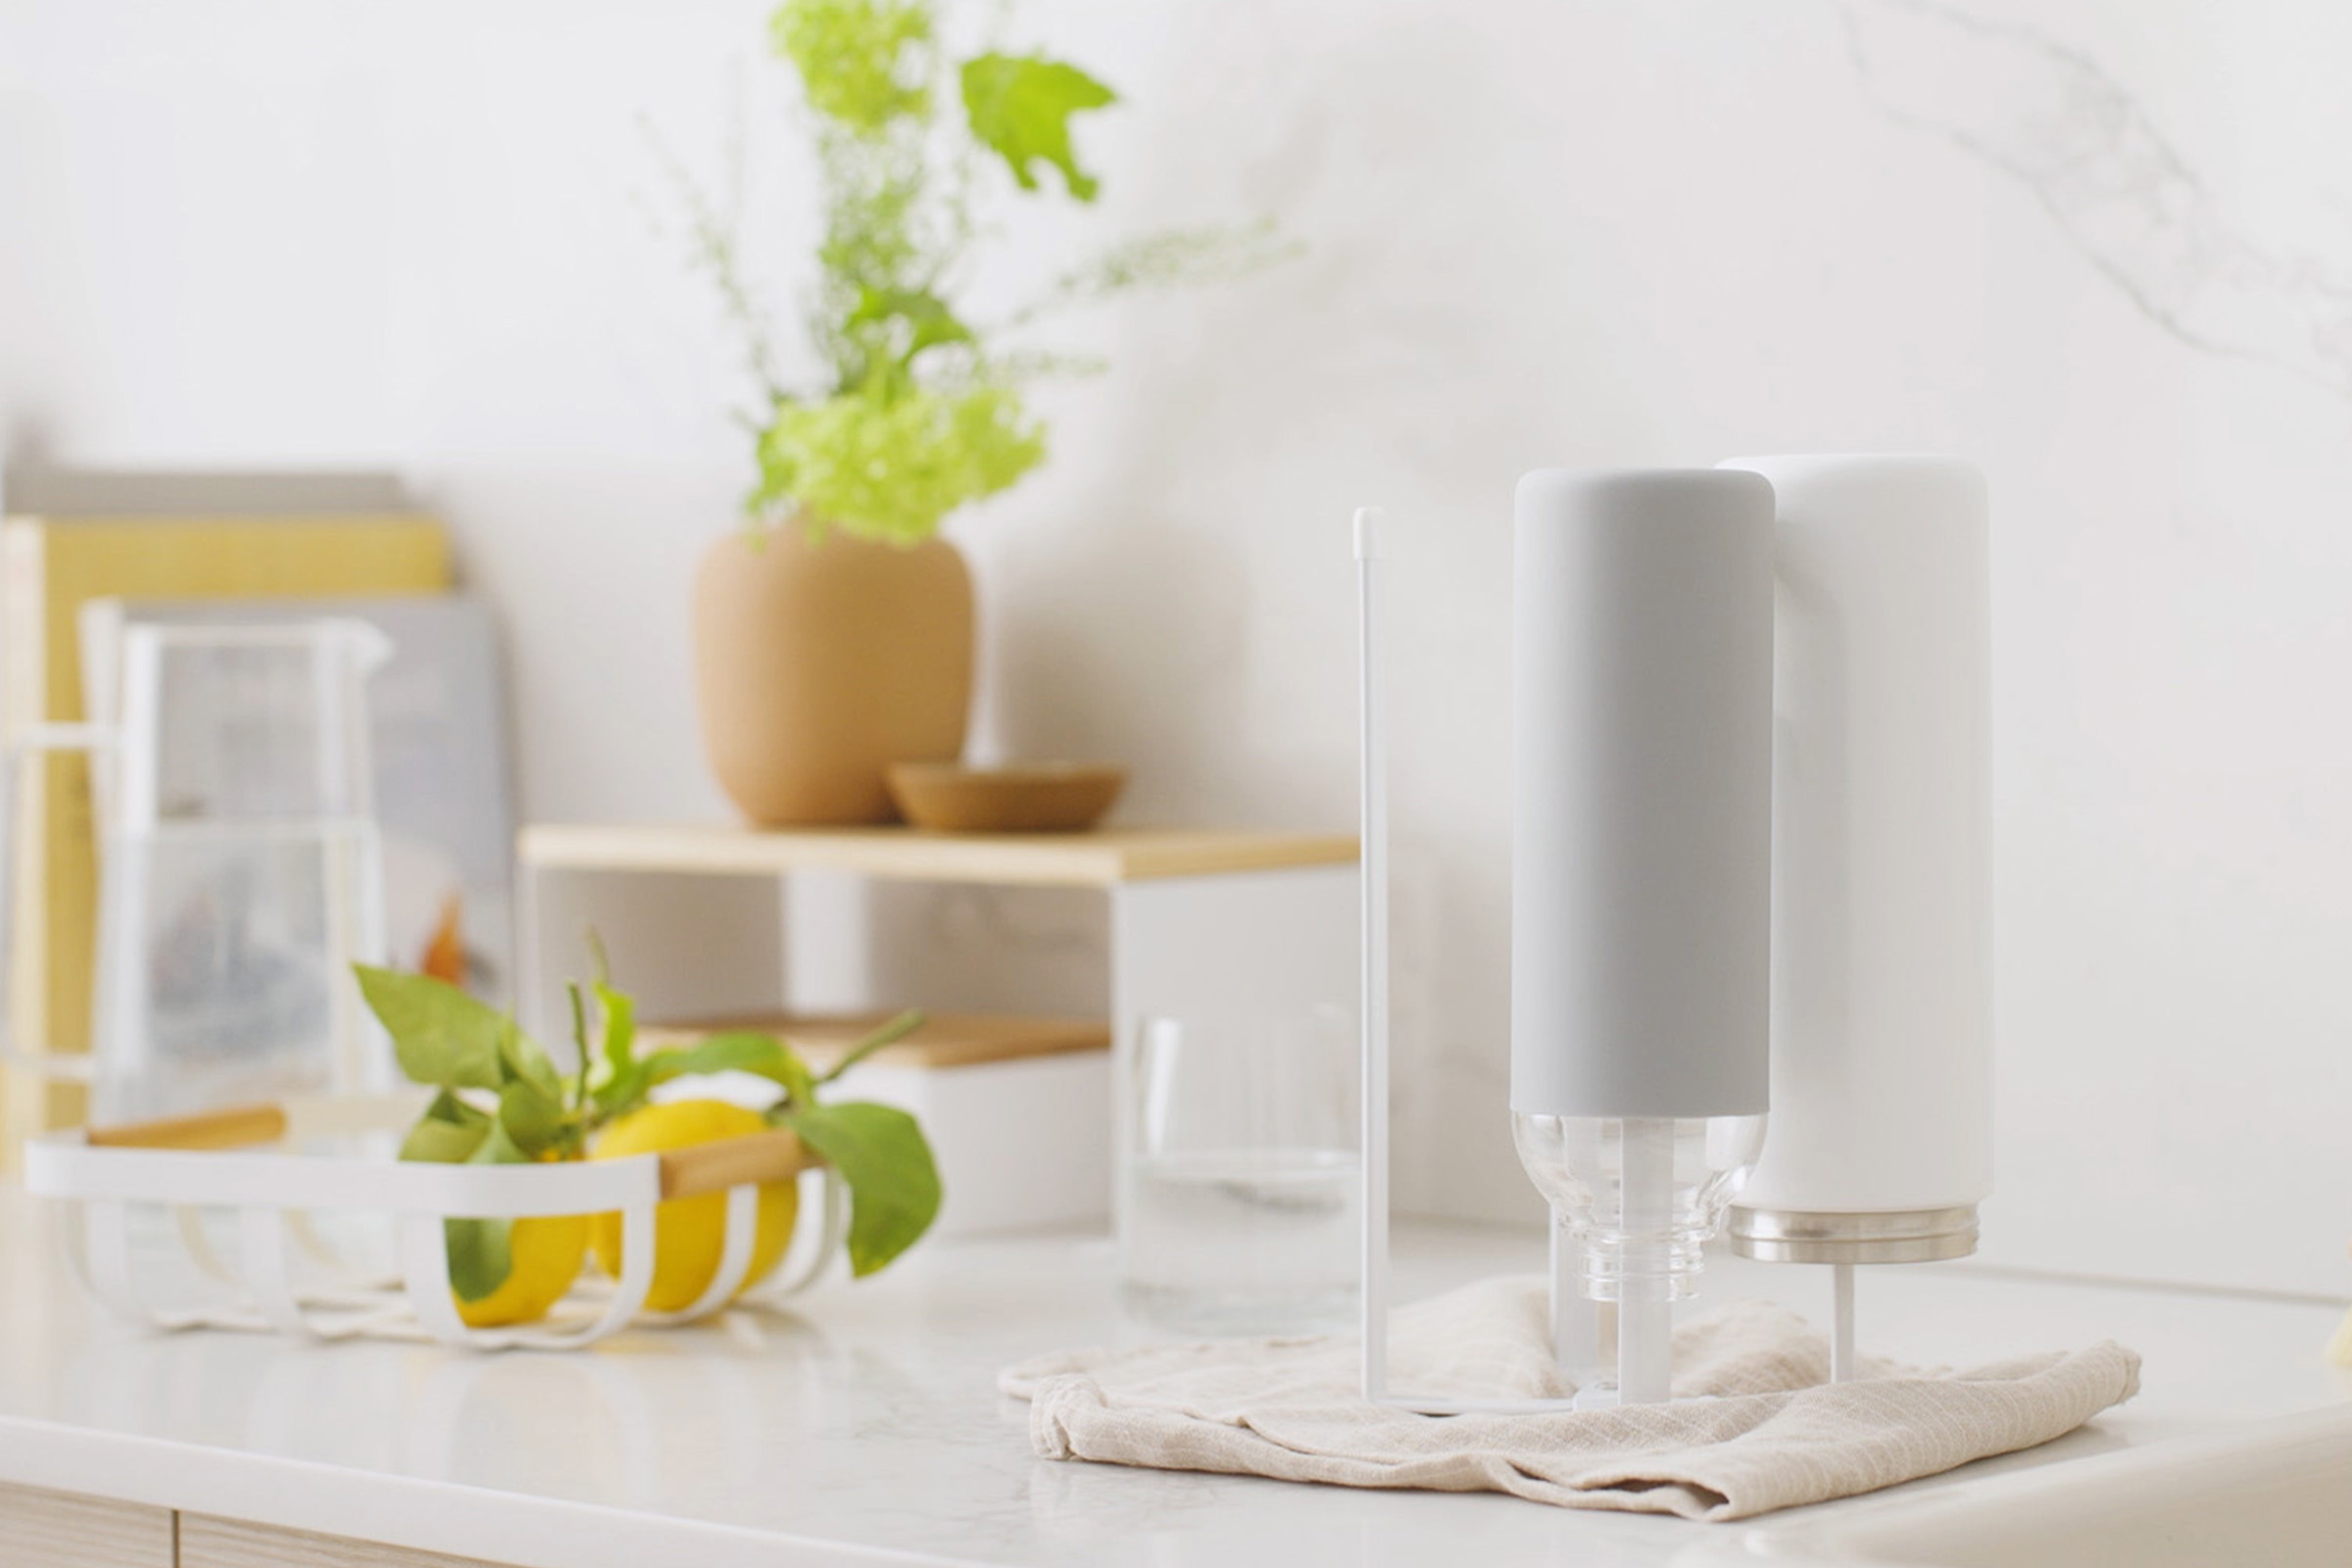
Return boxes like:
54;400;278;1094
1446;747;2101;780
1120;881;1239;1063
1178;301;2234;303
455;1211;589;1328
589;1099;799;1312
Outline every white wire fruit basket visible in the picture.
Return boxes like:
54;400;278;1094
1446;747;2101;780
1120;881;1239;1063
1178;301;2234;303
22;1093;845;1350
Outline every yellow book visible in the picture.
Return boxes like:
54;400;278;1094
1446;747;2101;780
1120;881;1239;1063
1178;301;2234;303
0;514;450;1151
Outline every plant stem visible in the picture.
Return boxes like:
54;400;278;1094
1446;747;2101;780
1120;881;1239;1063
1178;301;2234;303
567;982;592;1120
815;1008;927;1085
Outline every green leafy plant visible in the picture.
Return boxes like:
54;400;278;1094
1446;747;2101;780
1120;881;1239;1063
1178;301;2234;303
665;0;1294;546
356;963;940;1304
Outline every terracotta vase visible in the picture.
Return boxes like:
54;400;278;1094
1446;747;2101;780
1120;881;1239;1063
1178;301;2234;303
691;526;974;825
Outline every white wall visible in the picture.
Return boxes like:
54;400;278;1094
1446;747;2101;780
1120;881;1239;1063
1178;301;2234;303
4;0;2349;1296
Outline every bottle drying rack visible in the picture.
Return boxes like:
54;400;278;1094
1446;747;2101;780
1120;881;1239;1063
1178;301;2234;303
22;1094;843;1350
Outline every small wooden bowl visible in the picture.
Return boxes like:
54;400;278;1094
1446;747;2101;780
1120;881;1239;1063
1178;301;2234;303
885;763;1128;834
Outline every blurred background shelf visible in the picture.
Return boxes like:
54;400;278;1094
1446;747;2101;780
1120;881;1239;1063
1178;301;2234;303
518;822;1357;887
519;821;1360;1238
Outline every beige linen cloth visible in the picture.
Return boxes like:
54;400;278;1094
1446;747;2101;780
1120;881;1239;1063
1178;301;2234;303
1001;1278;2140;1520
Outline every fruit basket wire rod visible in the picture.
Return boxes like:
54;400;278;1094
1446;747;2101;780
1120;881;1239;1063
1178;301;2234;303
23;1092;846;1350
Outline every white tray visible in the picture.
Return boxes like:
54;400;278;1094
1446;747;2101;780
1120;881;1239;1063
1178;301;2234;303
22;1093;843;1350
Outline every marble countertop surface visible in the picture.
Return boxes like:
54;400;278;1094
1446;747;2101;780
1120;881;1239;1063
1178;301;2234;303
0;1186;2345;1568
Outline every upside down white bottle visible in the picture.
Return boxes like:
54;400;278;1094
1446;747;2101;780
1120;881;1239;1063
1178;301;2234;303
1718;455;1993;1376
1508;468;1777;1405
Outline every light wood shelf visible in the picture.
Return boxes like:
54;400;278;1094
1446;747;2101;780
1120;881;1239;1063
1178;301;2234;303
518;822;1357;888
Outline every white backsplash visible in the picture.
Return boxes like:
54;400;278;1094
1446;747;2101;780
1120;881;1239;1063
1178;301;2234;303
5;0;2347;1295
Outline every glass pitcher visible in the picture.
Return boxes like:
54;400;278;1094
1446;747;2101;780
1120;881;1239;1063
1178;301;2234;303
5;618;394;1121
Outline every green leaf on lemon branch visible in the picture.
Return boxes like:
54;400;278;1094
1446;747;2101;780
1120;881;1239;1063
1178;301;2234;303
442;1115;537;1303
443;1218;514;1305
400;1090;492;1164
498;1079;566;1157
782;1100;941;1276
631;1030;820;1111
356;964;521;1091
773;1047;818;1113
501;1028;564;1104
586;980;649;1119
644;1030;792;1085
959;52;1116;201
362;962;573;1302
596;981;636;1076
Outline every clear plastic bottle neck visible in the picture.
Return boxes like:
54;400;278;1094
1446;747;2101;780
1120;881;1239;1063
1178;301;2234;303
1511;1111;1766;1302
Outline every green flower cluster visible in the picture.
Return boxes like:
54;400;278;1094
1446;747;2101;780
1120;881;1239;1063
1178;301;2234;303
753;383;1045;547
672;0;1292;546
771;0;933;134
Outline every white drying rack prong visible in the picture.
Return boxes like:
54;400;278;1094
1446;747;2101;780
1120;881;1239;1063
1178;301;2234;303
1832;1261;1857;1383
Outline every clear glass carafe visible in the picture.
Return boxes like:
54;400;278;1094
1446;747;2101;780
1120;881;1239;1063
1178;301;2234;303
8;619;394;1121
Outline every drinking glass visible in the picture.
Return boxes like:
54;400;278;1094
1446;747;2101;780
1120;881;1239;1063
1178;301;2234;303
1118;1006;1360;1336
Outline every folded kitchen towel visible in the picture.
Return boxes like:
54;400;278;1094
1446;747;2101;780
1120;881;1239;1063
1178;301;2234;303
1001;1277;2140;1521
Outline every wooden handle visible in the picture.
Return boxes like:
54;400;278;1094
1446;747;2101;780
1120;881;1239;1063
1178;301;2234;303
85;1102;288;1152
658;1129;815;1200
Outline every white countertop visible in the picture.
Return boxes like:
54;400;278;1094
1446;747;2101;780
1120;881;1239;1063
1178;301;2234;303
0;1186;2345;1568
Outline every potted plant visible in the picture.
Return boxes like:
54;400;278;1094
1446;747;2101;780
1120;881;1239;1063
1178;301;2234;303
668;0;1288;825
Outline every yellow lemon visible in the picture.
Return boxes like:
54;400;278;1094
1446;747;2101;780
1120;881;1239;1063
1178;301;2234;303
589;1099;799;1312
455;1211;590;1328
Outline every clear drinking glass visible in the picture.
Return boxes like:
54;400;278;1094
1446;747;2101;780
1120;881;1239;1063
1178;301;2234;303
1119;1006;1360;1336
